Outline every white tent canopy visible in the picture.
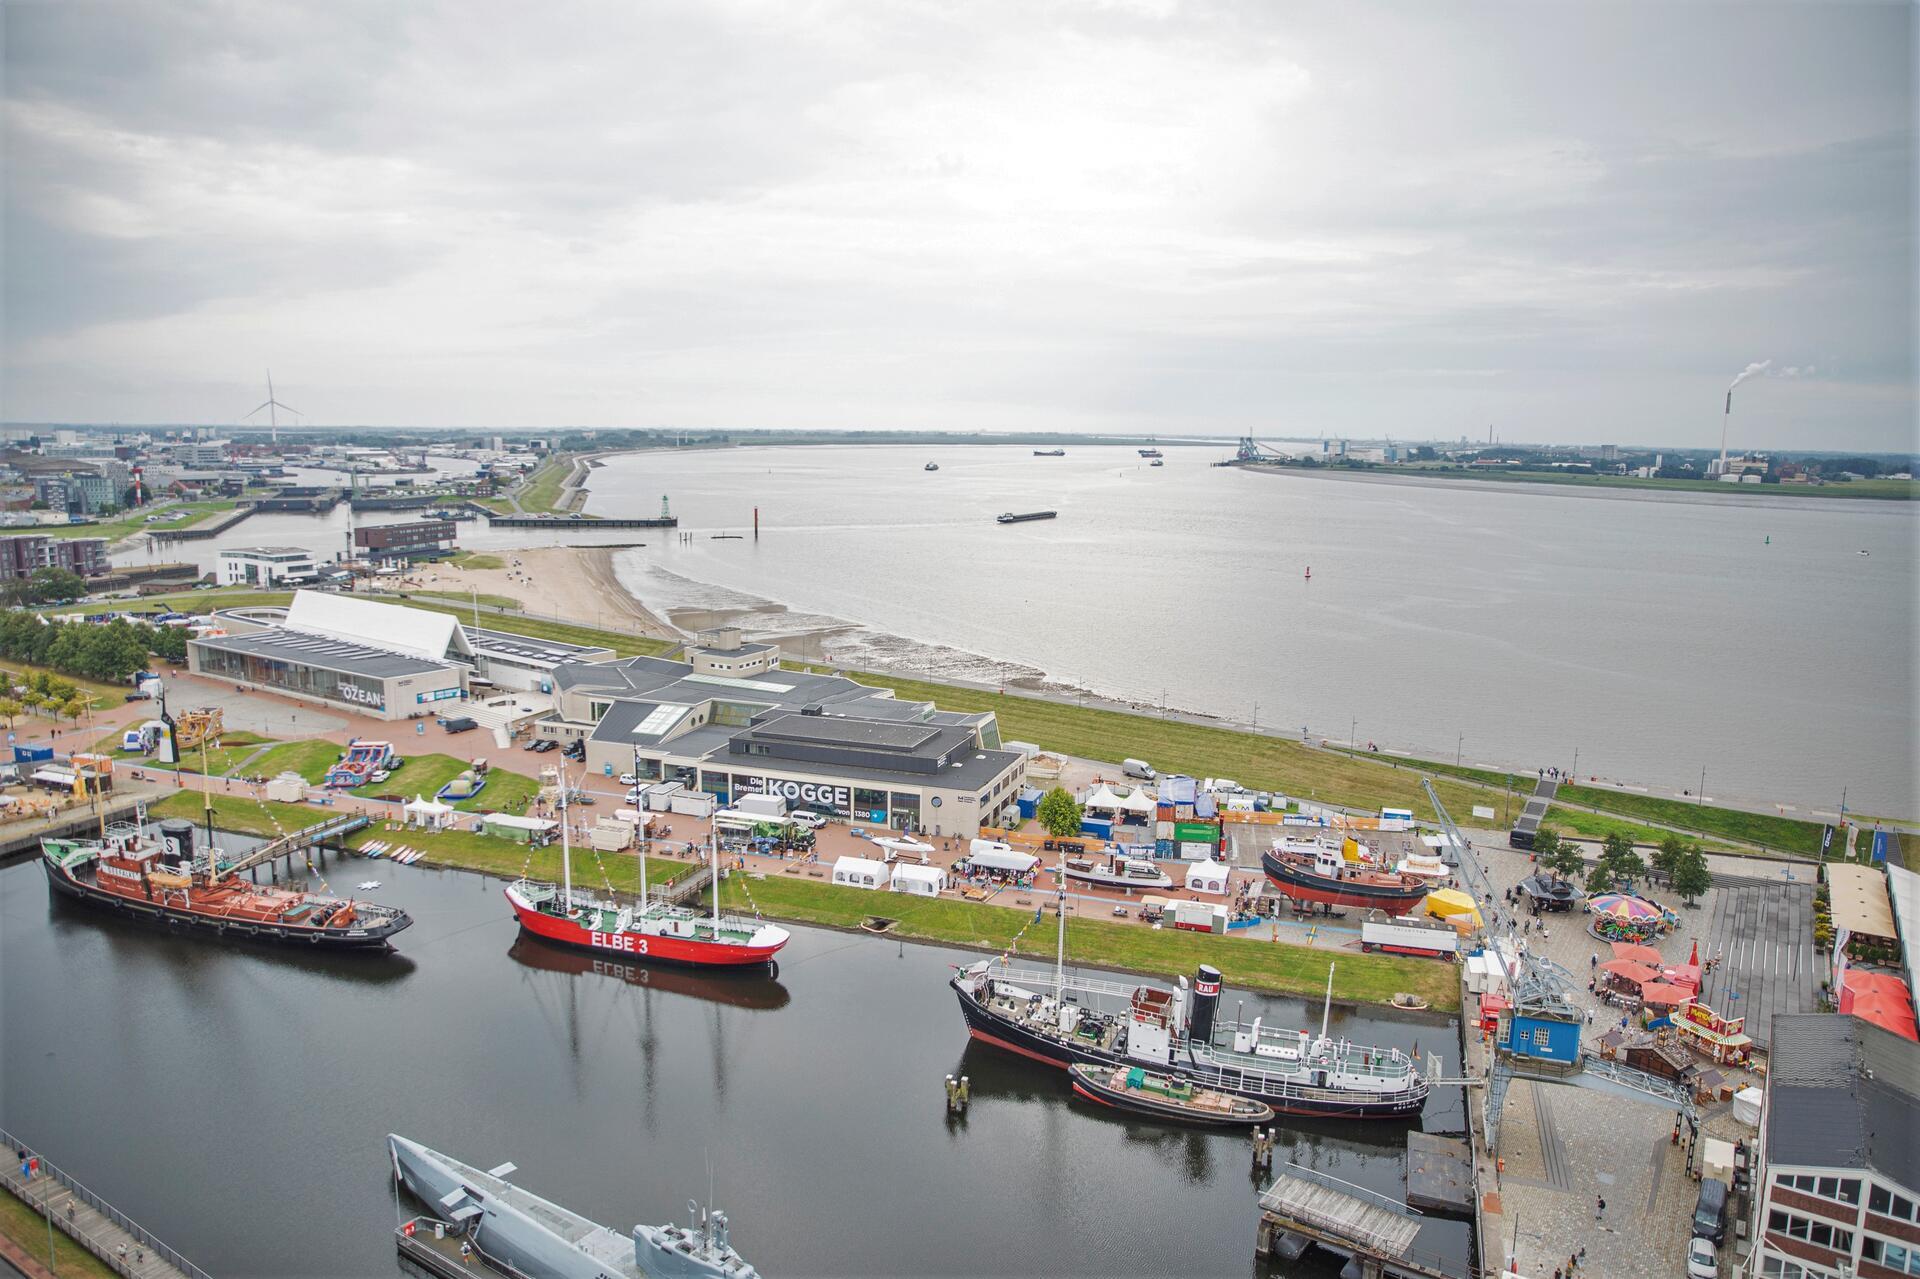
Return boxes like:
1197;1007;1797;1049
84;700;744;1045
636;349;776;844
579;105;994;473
403;794;456;830
1731;1086;1763;1127
1185;860;1230;895
832;856;889;890
287;589;474;661
965;847;1039;875
890;863;947;897
1083;785;1126;811
1117;788;1158;814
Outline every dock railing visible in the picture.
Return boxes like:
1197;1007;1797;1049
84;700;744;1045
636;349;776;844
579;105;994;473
0;1124;212;1279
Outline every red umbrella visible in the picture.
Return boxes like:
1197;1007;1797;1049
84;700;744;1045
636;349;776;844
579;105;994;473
1600;959;1660;984
1640;983;1691;1007
1688;939;1699;967
1611;941;1664;966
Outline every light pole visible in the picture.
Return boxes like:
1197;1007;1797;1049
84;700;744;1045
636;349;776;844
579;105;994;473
1350;716;1357;751
1699;766;1706;807
1571;746;1579;783
1456;734;1464;769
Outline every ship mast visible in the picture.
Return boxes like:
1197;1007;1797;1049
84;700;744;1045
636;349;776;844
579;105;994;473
633;745;647;910
1054;852;1067;997
557;765;572;910
709;829;721;929
1319;962;1335;1041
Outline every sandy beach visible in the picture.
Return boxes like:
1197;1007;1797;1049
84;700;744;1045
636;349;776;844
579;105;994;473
393;546;680;641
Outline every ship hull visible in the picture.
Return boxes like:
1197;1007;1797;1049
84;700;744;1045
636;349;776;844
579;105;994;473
1068;1066;1274;1127
1261;852;1427;916
952;975;1426;1120
506;888;784;968
42;857;407;951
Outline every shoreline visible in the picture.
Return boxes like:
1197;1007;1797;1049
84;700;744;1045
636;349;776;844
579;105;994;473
396;545;681;642
1238;462;1920;506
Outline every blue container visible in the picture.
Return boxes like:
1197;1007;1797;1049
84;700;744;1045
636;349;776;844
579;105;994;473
1081;818;1113;839
1017;788;1042;820
12;745;52;764
1155;838;1176;858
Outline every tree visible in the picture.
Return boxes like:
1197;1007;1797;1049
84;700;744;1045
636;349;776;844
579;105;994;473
0;698;20;728
1036;787;1084;838
1671;843;1713;906
57;696;88;727
1535;827;1584;884
46;679;76;704
19;690;45;716
27;567;85;604
1587;832;1646;893
1651;834;1687;885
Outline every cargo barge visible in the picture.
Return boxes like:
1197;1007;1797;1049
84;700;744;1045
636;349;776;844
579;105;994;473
997;510;1057;524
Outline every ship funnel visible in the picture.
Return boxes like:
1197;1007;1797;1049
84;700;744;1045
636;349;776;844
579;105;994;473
158;818;195;866
1189;964;1223;1043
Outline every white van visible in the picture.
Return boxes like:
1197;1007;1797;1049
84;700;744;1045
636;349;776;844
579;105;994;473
1122;758;1156;781
787;810;827;830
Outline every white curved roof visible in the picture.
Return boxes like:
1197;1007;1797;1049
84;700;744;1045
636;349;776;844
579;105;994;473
286;590;473;662
1084;784;1126;810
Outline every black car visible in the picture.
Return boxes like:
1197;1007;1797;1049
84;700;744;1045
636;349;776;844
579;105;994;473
533;739;558;753
441;716;478;734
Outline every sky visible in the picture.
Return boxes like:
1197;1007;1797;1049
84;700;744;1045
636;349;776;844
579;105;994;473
3;1;1915;451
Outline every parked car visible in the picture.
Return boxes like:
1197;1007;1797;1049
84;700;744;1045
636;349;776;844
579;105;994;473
533;740;558;753
441;716;478;734
522;738;541;751
624;787;645;804
1692;1179;1729;1245
1686;1236;1717;1279
618;773;639;787
369;769;392;784
787;810;827;830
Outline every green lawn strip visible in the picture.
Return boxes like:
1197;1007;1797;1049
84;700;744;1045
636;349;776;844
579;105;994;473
0;662;132;709
1555;784;1824;855
453;767;541;815
247;739;347;784
816;670;1489;821
398;589;524;610
351;752;471;801
516;455;574;513
39;499;239;542
146;792;325;839
344;822;692;886
1541;805;1734;854
447;552;506;570
0;1187;118;1279
717;872;1458;1011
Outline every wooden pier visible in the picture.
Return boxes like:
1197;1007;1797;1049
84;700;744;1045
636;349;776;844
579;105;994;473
0;1125;210;1279
1256;1164;1467;1279
221;811;370;876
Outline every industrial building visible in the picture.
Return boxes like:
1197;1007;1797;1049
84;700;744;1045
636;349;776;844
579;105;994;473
190;592;616;716
559;629;1025;837
218;546;322;587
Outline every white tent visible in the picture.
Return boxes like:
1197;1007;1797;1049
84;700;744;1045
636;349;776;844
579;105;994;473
1083;784;1126;811
590;819;635;852
264;772;308;803
403;794;457;830
1731;1085;1763;1127
1184;860;1230;895
1118;788;1158;814
890;863;947;897
831;856;889;890
965;847;1039;875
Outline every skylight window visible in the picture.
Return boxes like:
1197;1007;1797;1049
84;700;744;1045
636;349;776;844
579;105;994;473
633;704;687;735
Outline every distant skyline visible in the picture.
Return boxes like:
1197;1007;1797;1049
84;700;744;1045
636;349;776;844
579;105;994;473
5;2;1915;451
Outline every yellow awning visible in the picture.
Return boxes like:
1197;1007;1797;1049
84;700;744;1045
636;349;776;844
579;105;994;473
1424;888;1481;923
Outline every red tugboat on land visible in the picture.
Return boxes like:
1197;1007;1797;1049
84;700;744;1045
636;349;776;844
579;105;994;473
1261;836;1430;917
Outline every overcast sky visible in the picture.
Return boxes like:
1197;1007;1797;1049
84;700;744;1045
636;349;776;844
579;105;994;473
4;1;1914;450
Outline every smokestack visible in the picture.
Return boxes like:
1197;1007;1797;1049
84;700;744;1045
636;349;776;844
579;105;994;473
1188;964;1222;1042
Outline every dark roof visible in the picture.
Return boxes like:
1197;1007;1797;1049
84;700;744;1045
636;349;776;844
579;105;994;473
190;627;453;679
747;714;941;752
1765;1013;1919;1189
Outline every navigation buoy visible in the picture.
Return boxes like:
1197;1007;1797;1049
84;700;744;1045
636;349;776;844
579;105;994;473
1764;535;1770;545
1304;566;1311;580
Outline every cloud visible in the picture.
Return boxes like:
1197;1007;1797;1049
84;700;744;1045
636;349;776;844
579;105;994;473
2;0;1913;450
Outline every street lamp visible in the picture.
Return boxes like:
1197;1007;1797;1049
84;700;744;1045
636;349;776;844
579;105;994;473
1456;734;1464;769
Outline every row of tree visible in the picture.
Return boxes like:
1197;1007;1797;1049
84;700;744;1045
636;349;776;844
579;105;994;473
0;608;182;685
0;665;90;729
1533;827;1712;904
0;567;89;608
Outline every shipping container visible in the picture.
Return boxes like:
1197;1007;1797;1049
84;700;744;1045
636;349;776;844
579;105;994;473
1171;901;1228;934
1173;821;1219;844
1017;788;1042;820
1154;839;1176;858
1360;912;1459;958
1080;818;1113;839
1155;820;1174;840
669;791;717;818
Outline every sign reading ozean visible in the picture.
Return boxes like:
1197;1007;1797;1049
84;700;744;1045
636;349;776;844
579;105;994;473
737;776;852;811
339;684;385;710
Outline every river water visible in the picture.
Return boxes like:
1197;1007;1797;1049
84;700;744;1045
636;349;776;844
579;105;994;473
589;445;1915;816
0;851;1468;1278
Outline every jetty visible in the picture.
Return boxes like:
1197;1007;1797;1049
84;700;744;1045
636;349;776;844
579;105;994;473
148;506;255;542
1255;1164;1464;1279
486;513;678;529
0;1124;211;1279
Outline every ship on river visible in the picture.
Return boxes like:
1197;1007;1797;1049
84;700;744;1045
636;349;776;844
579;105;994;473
389;1134;760;1279
41;818;410;951
505;776;787;968
951;866;1428;1119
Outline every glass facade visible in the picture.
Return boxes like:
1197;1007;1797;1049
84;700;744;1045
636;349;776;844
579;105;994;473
889;791;921;831
196;646;392;715
852;787;887;822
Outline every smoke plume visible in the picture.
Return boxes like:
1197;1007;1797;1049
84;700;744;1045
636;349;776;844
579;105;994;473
1728;360;1772;391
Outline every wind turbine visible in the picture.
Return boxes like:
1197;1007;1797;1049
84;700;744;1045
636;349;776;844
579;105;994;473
243;371;304;444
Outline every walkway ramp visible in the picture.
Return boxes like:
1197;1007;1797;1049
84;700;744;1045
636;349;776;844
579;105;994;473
1508;776;1557;849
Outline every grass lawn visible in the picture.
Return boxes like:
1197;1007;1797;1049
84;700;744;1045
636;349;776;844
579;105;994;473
147;792;329;839
717;872;1459;1011
458;766;541;814
1555;784;1825;855
447;552;506;570
344;823;692;886
0;1188;117;1279
247;739;346;784
402;589;524;610
0;662;131;710
39;499;239;542
351;753;472;801
91;728;273;776
517;455;574;513
811;670;1491;822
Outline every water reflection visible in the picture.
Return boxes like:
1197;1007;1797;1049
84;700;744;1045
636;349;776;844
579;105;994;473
506;933;790;1010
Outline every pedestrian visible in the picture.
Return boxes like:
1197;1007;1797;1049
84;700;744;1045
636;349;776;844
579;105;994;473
1590;952;1598;970
460;1239;473;1266
1596;1194;1606;1221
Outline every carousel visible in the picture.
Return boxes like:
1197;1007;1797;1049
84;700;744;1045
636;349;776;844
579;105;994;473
1584;891;1677;943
